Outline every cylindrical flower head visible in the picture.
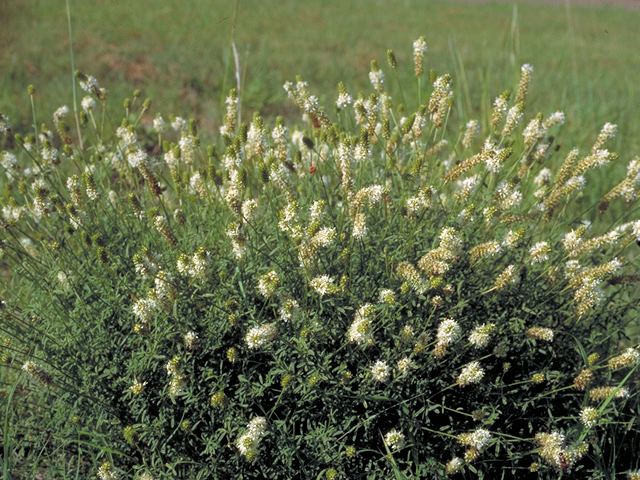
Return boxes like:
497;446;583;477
370;360;390;382
526;326;554;342
468;323;496;348
413;36;428;76
258;270;280;298
516;63;533;105
462;120;480;149
369;61;384;92
245;323;278;350
457;361;485;386
384;429;405;451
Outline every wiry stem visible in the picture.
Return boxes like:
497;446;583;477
65;0;83;150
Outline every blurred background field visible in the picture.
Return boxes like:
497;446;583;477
1;0;639;152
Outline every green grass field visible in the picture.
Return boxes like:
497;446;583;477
1;0;639;152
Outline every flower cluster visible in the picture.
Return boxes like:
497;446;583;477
236;416;268;461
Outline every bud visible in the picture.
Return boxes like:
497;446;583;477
386;49;397;70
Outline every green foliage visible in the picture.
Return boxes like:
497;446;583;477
1;40;639;479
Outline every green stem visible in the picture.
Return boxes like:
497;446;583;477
29;93;38;148
65;0;84;150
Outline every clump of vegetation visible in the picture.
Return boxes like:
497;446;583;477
1;39;639;479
